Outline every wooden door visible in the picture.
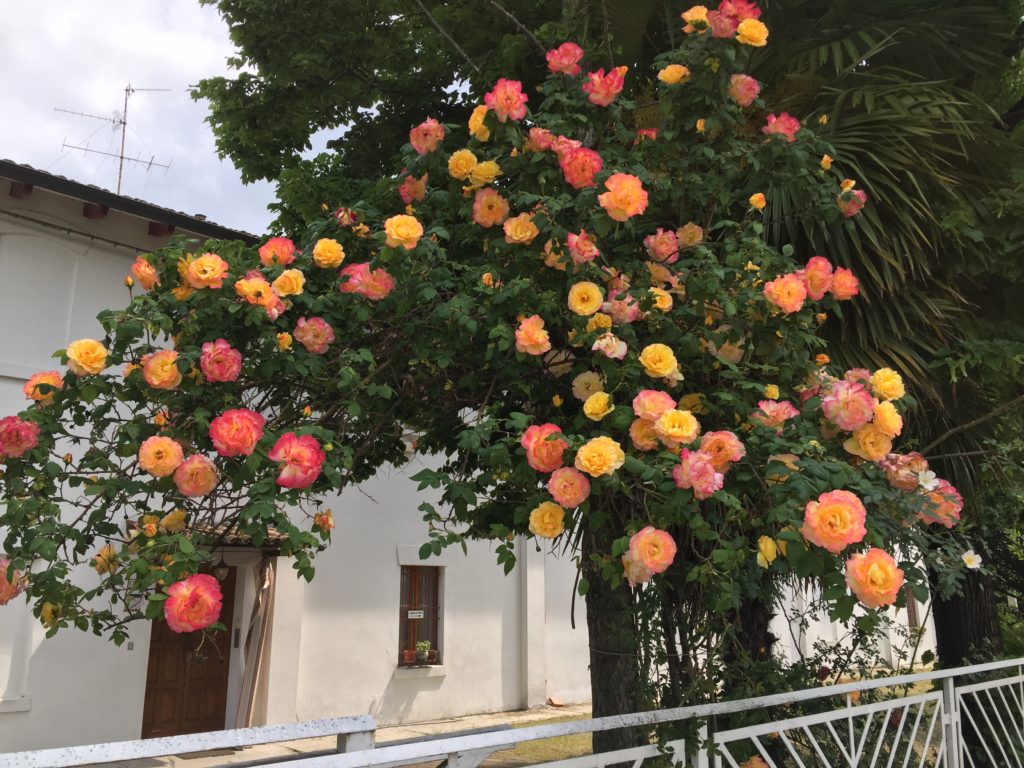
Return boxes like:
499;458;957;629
141;567;236;738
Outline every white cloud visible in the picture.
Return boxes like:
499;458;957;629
0;1;277;235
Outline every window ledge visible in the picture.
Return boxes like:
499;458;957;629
393;665;447;680
0;696;31;714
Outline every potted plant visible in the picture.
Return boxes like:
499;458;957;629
402;648;417;664
415;640;431;663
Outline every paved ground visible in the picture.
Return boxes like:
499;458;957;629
103;703;592;768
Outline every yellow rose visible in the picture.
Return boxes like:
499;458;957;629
568;282;604;316
870;368;905;401
844;422;893;463
572;371;605;401
658;64;691;85
749;192;767;210
639;343;678;378
654;409;701;446
586;312;613;333
677;393;705;414
272;268;305;297
873;400;903;438
764;384;780;400
94;543;118;575
736;18;769;47
574;436;626;478
66;339;109;376
448;148;478;180
552;394;563;407
313;238;345;268
384;214;424;250
40;602;60;630
503;213;540;245
650;287;673;312
681;5;709;32
277;332;293;351
469;160;501;188
529;501;565;539
756;536;778;568
159;508;188;533
820;154;833;171
469;105;490;142
583;391;614;421
695;118;706;133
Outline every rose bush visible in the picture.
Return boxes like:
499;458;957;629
0;3;975;718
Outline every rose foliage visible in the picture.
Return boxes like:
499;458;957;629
0;5;975;703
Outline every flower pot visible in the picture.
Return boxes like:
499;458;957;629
415;650;429;663
428;650;439;663
402;649;417;664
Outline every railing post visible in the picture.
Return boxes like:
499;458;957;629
690;723;710;768
337;729;375;753
942;675;960;768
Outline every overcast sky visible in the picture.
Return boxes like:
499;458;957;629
1;2;285;236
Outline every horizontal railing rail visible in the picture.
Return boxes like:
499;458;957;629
0;714;376;768
5;657;1024;768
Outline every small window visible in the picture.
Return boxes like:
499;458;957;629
399;566;442;666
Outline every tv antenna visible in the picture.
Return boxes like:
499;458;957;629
55;83;173;194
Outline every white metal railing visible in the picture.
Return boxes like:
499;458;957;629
4;659;1024;768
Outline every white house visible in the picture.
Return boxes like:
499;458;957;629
0;160;933;753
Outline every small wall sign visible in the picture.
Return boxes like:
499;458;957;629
407;609;425;619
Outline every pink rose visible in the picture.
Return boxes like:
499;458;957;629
838;189;868;218
592;333;627;360
673;449;724;500
632;390;677;422
294;316;335;354
822;380;874;431
268;433;326;489
763;273;807;314
800;256;834;301
762;112;802;143
164;573;222;633
526;127;556;152
567;230;600;264
603;291;640;324
0;556;24;606
515;315;552;356
830;267;860;300
644;228;679;263
559;147;603;189
582;67;627;107
751;400;800;430
621;550;654;587
521;424;568;473
547;467;591;508
340;263;395;301
728;74;761;107
484;78;528;122
628;526;677;573
258;237;296;267
0;416;39;460
409;118;445;155
546;42;585;75
200;339;242;383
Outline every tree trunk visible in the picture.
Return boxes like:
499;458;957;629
583;524;647;754
931;569;1003;666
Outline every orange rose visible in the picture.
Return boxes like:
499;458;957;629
138;435;184;478
598;173;648;222
801;490;867;554
24;370;64;403
515;315;551;355
384;214;424;250
504;213;540;245
845;548;904;608
187;252;230;289
142;350;182;390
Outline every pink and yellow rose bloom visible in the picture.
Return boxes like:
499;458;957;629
484;78;529;122
598;173;648;222
268;433;326;489
546;42;584;75
164;574;222;633
548;467;591;508
515;315;552;355
143;350;182;390
673;449;724;499
209;409;265;457
173;455;219;497
340;263;396;301
0;416;40;460
200;339;243;383
582;66;627;106
23;371;63;403
187;253;230;289
409;118;445;155
529;501;565;538
521;424;568;473
66;339;108;376
258;237;296;267
293;317;335;354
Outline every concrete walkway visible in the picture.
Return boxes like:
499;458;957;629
106;704;592;768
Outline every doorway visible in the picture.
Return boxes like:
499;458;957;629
141;567;237;738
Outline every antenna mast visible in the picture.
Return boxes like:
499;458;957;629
54;83;173;194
